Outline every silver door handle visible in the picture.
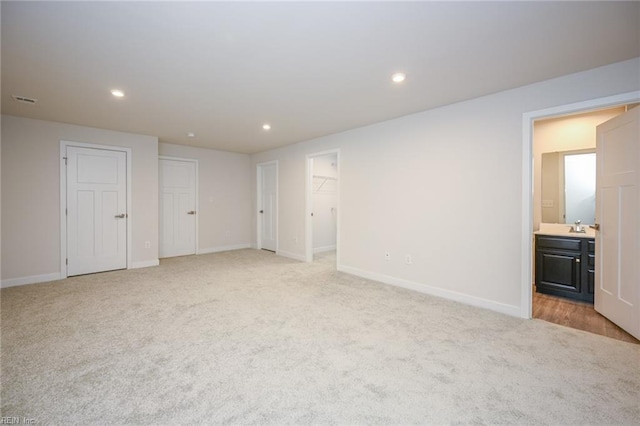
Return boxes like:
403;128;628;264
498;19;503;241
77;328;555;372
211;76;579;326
115;213;127;218
187;211;196;215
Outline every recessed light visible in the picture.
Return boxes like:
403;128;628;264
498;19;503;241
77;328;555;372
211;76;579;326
391;73;406;83
262;124;271;131
111;89;125;98
187;132;195;138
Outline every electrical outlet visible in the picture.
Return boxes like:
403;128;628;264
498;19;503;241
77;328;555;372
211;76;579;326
384;252;391;261
405;254;413;265
144;241;151;249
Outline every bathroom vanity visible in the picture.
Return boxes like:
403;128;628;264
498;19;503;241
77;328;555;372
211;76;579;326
534;228;595;303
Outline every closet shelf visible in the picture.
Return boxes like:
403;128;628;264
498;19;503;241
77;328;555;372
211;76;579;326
312;175;337;191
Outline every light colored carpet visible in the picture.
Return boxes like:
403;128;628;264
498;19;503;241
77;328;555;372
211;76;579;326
1;249;638;425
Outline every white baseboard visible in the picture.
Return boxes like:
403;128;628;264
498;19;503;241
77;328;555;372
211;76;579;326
1;272;63;289
199;243;251;255
1;261;161;287
313;245;336;254
337;264;521;318
276;249;306;262
130;259;160;269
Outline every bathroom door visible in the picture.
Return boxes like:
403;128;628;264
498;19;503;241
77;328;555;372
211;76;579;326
594;107;639;340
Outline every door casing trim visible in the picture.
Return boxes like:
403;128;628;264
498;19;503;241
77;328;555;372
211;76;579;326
60;140;133;278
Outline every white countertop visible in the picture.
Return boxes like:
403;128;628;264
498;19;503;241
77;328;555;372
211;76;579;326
535;223;596;239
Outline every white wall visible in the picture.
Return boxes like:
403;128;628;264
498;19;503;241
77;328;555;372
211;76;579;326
1;115;159;284
533;106;625;229
250;58;640;316
158;143;251;252
311;154;337;252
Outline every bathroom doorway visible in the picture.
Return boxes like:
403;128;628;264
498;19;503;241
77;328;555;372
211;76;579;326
529;101;639;343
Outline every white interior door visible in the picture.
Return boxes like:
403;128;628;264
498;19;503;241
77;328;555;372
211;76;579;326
67;146;127;276
159;159;197;258
260;163;277;252
595;107;639;339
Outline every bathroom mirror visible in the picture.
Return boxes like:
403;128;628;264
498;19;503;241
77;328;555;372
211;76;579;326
541;149;596;225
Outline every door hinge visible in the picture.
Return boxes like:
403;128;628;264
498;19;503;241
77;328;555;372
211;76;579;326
66;258;68;265
63;156;68;165
65;208;67;216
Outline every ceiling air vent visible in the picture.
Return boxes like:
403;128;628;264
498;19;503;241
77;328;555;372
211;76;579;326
12;95;38;104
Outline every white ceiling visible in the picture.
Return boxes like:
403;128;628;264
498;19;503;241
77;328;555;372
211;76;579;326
2;1;639;154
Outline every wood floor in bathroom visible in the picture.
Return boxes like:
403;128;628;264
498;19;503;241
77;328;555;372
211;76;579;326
533;289;639;344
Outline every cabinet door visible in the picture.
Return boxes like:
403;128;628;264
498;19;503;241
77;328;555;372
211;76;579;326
536;250;581;293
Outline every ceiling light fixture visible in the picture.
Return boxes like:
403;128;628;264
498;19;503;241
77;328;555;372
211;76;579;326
110;89;125;98
187;132;195;138
391;73;406;83
262;124;271;131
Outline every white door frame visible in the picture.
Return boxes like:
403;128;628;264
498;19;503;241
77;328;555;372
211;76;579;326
305;149;340;263
256;160;278;251
159;155;199;256
520;90;640;319
60;140;133;279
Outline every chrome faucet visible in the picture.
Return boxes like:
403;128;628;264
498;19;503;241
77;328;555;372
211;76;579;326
570;220;585;233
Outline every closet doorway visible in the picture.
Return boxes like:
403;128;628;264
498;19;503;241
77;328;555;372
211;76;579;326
305;150;340;266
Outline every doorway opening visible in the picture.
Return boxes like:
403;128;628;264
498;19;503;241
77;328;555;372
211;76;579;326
305;150;340;267
522;91;640;342
257;161;278;253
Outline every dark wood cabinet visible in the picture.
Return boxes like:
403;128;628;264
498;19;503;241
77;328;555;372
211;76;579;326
535;234;595;303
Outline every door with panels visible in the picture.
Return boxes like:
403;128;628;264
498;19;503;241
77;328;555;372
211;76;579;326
66;146;128;276
258;162;277;252
159;158;197;258
595;107;640;340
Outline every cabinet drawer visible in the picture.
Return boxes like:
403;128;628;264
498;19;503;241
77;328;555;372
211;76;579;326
536;236;581;252
587;240;595;253
588;254;595;267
